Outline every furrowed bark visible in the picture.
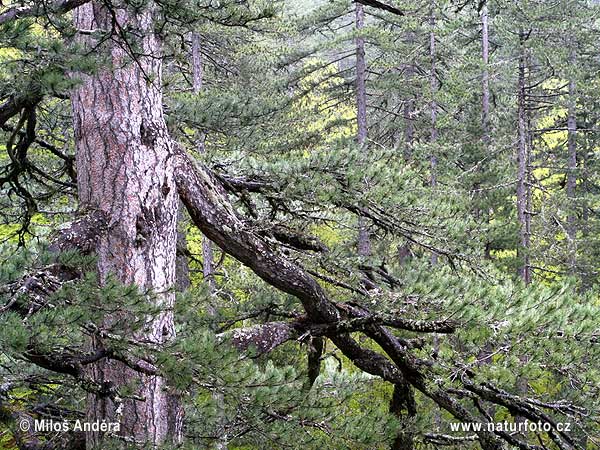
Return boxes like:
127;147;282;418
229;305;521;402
71;2;181;447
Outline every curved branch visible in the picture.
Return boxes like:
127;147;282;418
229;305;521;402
174;146;508;449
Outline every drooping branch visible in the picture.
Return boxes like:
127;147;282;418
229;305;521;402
23;346;110;378
174;144;340;323
322;310;458;334
0;0;91;27
306;336;323;388
174;146;586;449
174;146;511;448
213;170;453;260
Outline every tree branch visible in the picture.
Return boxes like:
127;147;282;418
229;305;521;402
0;0;91;27
355;0;404;16
174;147;508;449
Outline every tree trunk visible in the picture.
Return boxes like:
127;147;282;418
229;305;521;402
481;3;490;144
356;3;371;259
191;30;227;450
515;31;532;433
429;2;438;264
402;31;416;161
71;2;182;447
566;45;577;273
480;3;494;260
192;32;217;295
517;32;531;285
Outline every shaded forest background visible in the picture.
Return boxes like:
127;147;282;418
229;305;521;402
0;0;599;449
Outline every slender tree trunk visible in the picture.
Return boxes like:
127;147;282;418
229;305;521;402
515;32;532;433
191;31;227;450
192;32;217;294
429;2;438;266
396;31;415;263
566;45;577;273
356;3;371;260
481;3;490;144
428;2;442;433
481;3;493;260
402;32;416;161
71;2;182;447
517;32;531;285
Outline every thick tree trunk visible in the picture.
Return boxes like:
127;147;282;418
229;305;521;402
71;2;181;447
517;33;531;285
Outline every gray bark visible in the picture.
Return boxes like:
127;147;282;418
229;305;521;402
481;3;490;144
515;32;532;433
356;3;371;259
71;2;182;447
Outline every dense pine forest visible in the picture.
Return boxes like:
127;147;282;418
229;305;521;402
0;0;598;449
